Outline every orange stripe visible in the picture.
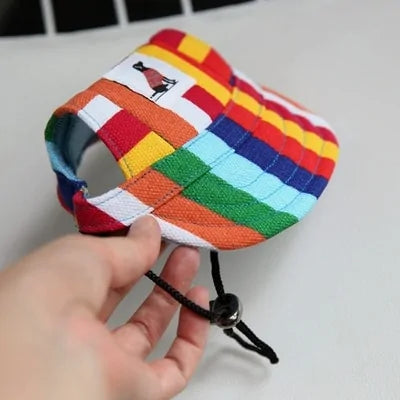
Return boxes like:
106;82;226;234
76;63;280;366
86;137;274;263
121;169;181;208
121;168;263;249
55;90;97;117
154;196;264;249
90;79;197;148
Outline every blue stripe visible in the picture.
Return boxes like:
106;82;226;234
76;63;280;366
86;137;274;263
47;141;86;211
46;141;82;183
56;172;84;211
185;131;317;219
208;115;327;197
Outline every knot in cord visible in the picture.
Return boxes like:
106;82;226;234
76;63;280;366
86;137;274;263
145;251;279;364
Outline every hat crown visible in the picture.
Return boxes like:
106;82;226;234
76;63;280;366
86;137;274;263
45;29;339;250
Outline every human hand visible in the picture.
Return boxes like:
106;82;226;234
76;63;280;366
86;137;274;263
0;216;209;400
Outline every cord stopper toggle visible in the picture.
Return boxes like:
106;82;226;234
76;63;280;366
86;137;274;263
210;293;243;329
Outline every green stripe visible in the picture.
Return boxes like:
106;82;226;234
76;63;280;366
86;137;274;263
153;148;298;237
153;148;208;186
45;114;58;142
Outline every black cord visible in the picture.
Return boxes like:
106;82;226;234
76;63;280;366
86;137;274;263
209;251;279;364
210;250;225;296
145;251;279;364
145;270;211;320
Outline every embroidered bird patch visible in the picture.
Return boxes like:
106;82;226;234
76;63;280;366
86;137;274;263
132;61;178;100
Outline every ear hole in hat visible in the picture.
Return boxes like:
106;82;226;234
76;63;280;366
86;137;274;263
47;113;125;207
78;141;125;197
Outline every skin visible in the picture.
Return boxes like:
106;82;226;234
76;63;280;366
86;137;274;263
0;216;209;400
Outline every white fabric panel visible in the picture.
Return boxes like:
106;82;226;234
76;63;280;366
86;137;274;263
104;52;211;132
233;68;333;130
78;95;121;132
154;216;215;249
88;188;152;226
87;186;214;247
172;97;212;131
104;52;195;106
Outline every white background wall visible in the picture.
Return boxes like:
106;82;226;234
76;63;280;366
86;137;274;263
1;0;399;399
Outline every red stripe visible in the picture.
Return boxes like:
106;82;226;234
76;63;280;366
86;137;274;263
150;29;185;49
183;85;224;119
236;77;261;102
253;120;286;151
150;29;232;87
98;110;151;159
264;99;338;145
227;103;334;179
226;101;257;131
73;192;126;233
317;157;335;180
235;76;338;145
149;38;232;92
203;49;232;83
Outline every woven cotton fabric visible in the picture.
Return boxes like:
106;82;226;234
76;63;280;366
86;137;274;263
45;29;339;250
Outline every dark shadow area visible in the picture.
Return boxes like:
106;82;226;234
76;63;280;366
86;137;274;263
0;0;258;36
52;0;117;32
0;0;44;36
192;0;254;12
126;0;182;21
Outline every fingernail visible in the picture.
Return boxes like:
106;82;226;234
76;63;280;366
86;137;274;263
129;215;159;237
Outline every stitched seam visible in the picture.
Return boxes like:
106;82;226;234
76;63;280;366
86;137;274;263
76;75;327;230
260;84;337;148
222;85;289;190
77;82;243;227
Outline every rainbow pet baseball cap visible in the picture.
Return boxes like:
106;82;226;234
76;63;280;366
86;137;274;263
45;29;339;363
45;29;338;251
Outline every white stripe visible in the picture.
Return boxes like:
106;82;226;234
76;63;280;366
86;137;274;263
233;68;333;131
104;53;211;132
173;97;212;131
86;188;214;248
88;189;151;226
261;89;333;130
104;53;195;106
155;217;215;249
78;95;121;132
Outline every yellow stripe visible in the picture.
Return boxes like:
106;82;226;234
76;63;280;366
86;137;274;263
178;34;211;63
119;132;175;178
135;44;338;162
264;111;338;161
137;44;231;106
236;89;339;161
234;89;260;115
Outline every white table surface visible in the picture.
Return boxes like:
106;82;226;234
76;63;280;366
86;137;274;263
1;0;399;399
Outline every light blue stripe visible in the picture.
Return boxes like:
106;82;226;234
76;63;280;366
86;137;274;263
184;130;233;166
184;131;317;218
46;141;81;183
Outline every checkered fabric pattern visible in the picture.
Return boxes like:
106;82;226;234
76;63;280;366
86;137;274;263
45;29;339;250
